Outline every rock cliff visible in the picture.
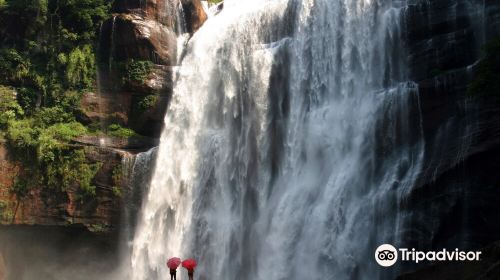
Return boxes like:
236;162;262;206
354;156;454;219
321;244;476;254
0;1;208;278
0;0;208;227
96;0;207;138
0;142;126;231
395;0;500;277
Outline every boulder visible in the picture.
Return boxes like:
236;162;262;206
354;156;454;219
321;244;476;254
181;0;208;33
100;13;177;66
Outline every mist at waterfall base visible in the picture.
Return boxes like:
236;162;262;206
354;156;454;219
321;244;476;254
0;226;120;280
129;0;426;280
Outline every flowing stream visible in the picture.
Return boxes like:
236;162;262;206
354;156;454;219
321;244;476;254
130;0;425;279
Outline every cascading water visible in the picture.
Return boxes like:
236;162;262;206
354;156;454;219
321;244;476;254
130;0;425;279
124;147;159;242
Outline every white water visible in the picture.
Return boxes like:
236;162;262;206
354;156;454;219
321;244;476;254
131;0;424;279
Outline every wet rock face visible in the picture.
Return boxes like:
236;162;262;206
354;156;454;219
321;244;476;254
405;0;482;81
112;0;182;28
100;13;177;66
111;0;207;33
395;0;500;273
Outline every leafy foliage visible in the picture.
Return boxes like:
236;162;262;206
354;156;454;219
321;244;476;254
0;1;112;199
107;124;138;138
0;86;24;129
0;49;31;84
124;60;154;83
112;165;123;197
65;45;96;89
44;148;101;196
0;0;111;106
135;94;159;114
5;114;100;197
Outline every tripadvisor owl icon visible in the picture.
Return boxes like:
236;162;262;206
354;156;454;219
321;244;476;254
375;244;398;267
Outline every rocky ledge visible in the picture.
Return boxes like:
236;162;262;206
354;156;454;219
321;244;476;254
0;142;129;233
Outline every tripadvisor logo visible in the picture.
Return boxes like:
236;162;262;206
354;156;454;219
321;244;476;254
375;244;482;267
375;244;398;267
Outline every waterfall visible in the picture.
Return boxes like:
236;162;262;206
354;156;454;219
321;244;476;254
125;147;159;242
130;0;424;279
175;1;188;35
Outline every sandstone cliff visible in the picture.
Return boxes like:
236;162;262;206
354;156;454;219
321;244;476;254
0;142;126;232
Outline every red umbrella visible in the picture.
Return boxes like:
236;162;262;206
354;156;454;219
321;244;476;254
167;257;182;269
182;259;197;270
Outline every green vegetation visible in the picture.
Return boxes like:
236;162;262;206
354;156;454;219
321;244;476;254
65;45;96;89
468;38;500;97
0;200;7;220
5;112;101;197
0;0;111;105
123;59;154;84
88;223;108;233
0;86;24;129
107;124;138;138
0;200;14;222
207;0;223;4
111;165;123;197
0;0;112;199
135;94;159;113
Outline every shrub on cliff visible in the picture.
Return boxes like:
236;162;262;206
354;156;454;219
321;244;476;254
5;112;100;197
135;94;159;114
107;123;138;138
65;45;97;90
0;49;31;85
123;59;154;84
0;92;105;198
0;86;24;129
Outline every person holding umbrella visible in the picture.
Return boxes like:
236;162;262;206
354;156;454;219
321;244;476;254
167;257;181;280
182;259;197;280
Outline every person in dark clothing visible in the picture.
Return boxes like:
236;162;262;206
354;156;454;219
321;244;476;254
187;268;194;280
170;268;177;280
